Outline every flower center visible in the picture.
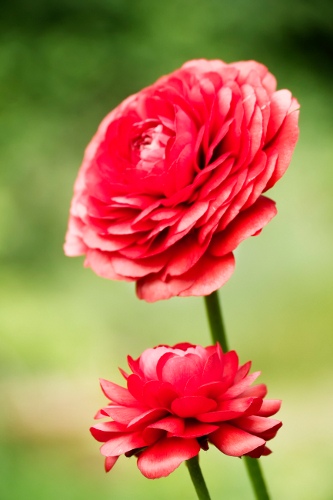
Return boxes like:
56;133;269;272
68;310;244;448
131;119;172;172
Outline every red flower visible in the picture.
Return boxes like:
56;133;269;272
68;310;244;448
65;59;299;301
90;343;282;479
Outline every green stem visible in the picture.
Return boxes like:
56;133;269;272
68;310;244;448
243;457;270;500
186;455;211;500
204;291;228;351
203;290;271;500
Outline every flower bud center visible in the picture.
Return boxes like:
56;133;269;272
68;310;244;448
131;119;173;172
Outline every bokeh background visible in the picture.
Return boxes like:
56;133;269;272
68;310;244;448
1;1;333;498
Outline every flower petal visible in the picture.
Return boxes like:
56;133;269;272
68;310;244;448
105;456;118;472
210;196;277;256
160;354;203;393
234;361;251;383
197;397;262;422
171;396;217;418
142;380;178;409
246;445;272;458
201;352;224;384
233;415;282;440
127;408;168;431
174;421;219;438
222;372;261;399
210;424;265;456
84;249;131;281
147;416;184;435
257;399;281;417
137;437;200;478
103;405;147;425
100;431;147;457
90;421;127;442
242;383;267;398
99;379;137;406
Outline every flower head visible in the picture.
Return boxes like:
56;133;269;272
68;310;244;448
65;59;299;301
90;343;282;479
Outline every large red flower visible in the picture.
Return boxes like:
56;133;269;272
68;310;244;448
65;59;299;301
90;343;282;479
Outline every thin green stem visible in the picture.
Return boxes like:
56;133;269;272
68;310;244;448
203;290;271;500
243;457;270;500
204;291;228;351
186;455;211;500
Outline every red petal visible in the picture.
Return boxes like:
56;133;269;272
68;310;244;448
210;196;277;256
183;374;202;395
222;372;261;399
111;254;165;278
94;408;109;419
246;445;272;458
197;397;261;422
105;456;118;472
84;249;132;281
247;103;264;162
119;368;129;380
64;216;86;256
210;424;265;456
177;253;236;297
127;408;168;430
127;374;144;401
136;253;235;302
147;416;184;435
142;380;178;409
196;381;231;399
100;431;147;457
82;227;136;252
244;152;278;208
257;399;281;417
137;437;200;478
242;383;267;398
233;415;282;440
103;405;147;425
220;350;239;389
162;234;209;278
201;352;224;384
127;355;142;376
171;396;217;418
156;352;177;380
266;89;293;143
234;361;251;383
173;202;209;234
99;379;137;406
174;421;219;438
142;427;166;444
161;354;203;393
265;97;299;189
90;421;126;442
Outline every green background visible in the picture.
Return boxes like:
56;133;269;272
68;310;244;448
1;1;333;498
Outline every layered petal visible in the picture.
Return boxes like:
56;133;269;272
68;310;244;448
210;424;266;456
137;437;200;478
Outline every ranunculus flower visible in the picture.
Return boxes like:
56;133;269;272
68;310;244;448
65;59;299;301
90;343;282;479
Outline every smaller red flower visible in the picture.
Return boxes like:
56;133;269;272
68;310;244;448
90;343;282;479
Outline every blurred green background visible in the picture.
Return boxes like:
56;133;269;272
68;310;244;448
1;0;333;498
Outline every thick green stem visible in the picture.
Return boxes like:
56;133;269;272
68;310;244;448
243;457;270;500
203;290;271;500
204;291;228;351
186;455;211;500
